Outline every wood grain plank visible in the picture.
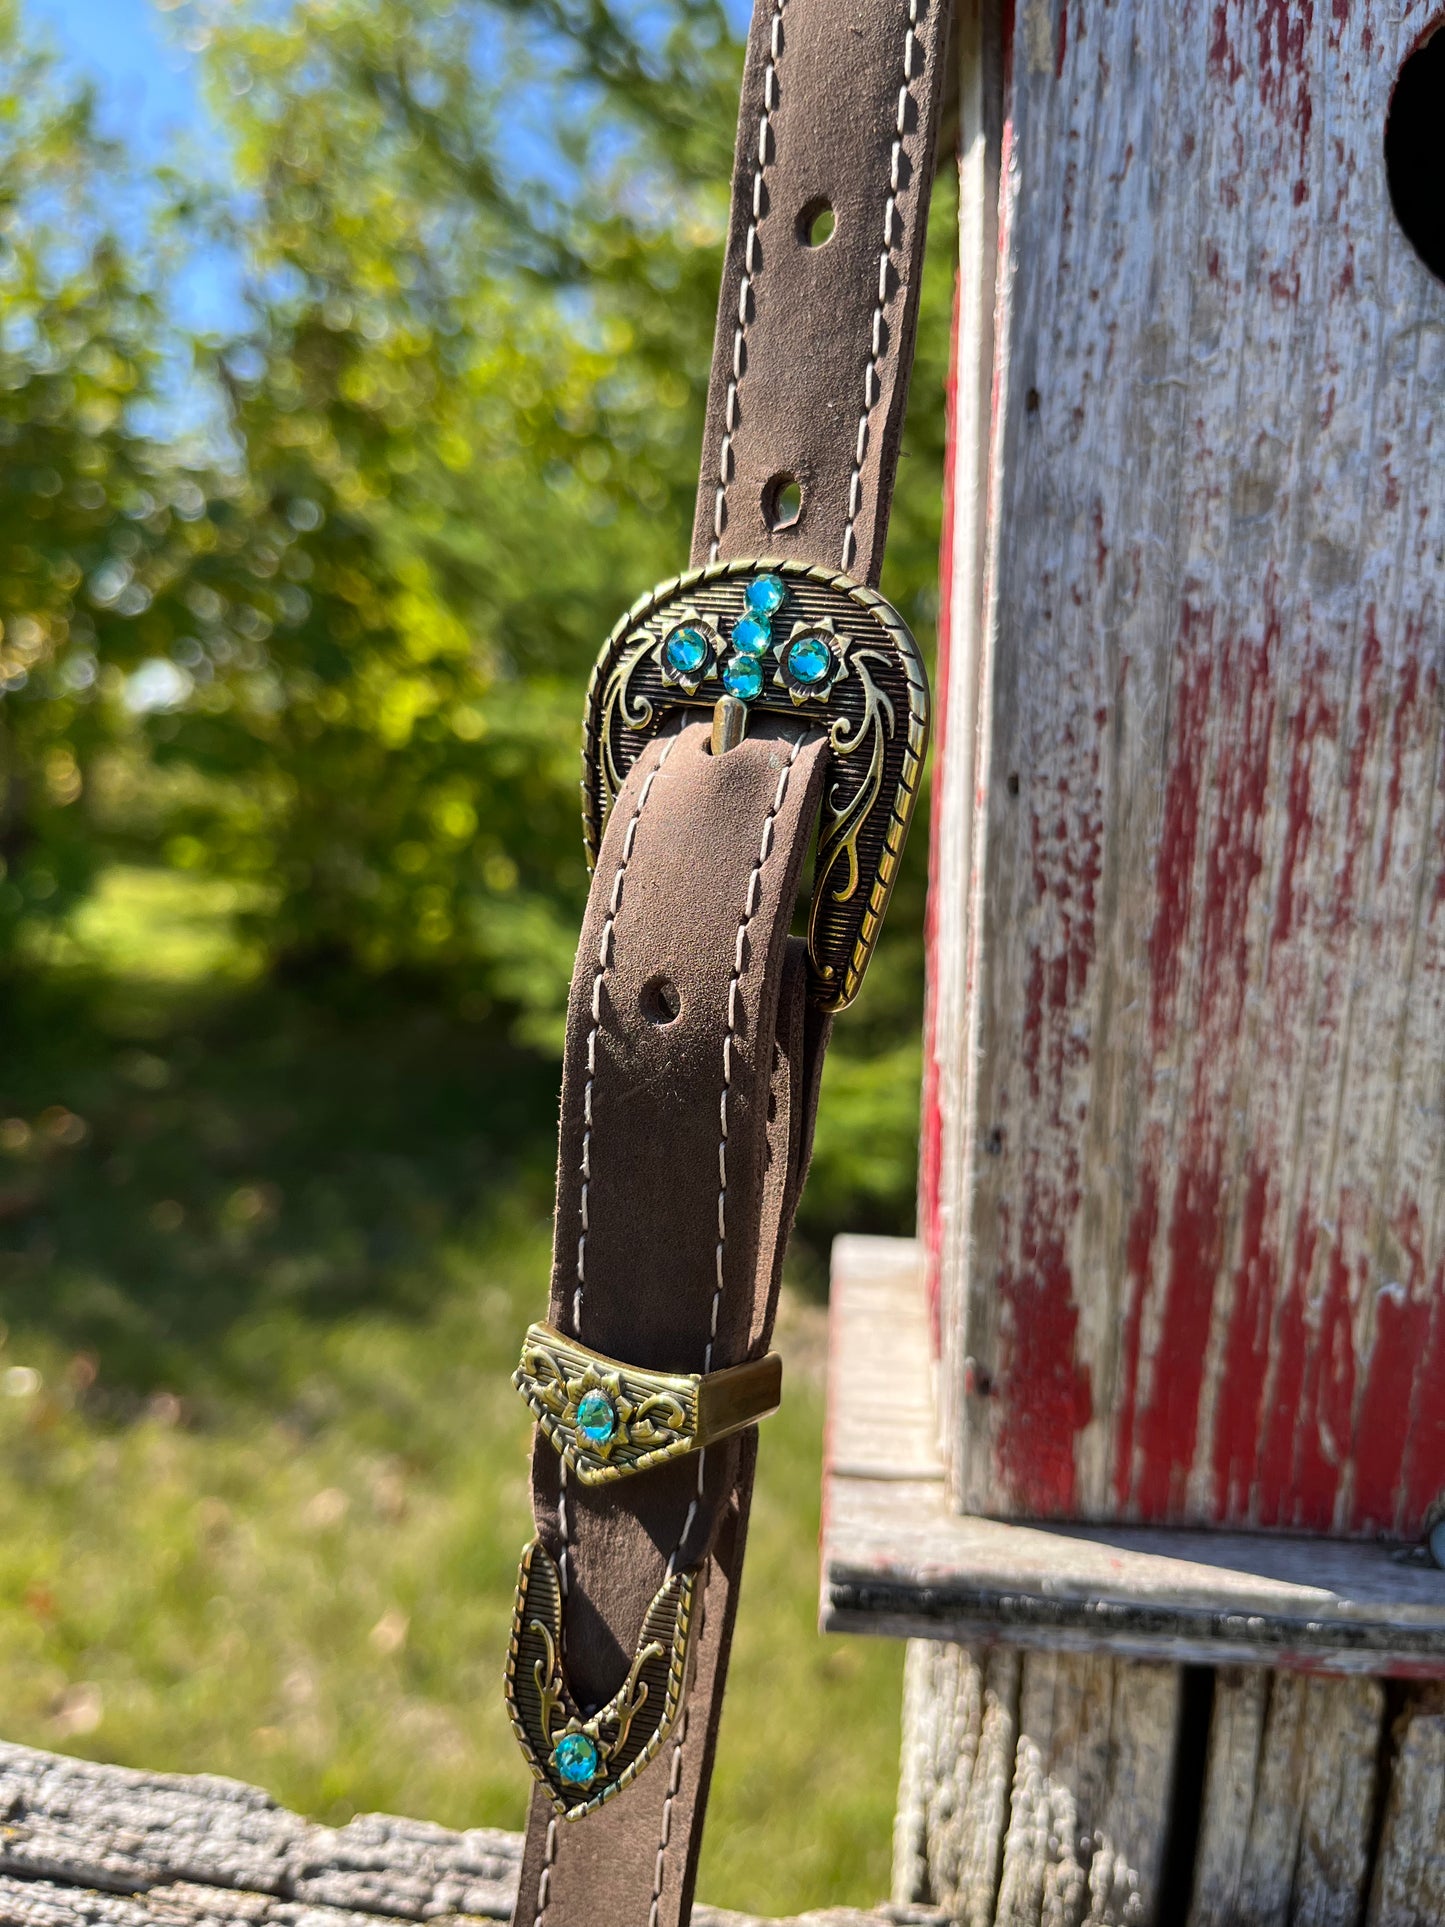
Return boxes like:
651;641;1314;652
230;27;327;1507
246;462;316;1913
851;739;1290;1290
1366;1687;1445;1927
891;1645;1177;1927
1185;1673;1381;1927
0;1743;942;1927
892;1645;1445;1927
894;1641;1018;1925
823;1236;1445;1672
925;0;1445;1537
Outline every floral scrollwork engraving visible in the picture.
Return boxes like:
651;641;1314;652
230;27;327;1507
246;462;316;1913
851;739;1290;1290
513;1325;700;1485
505;1538;697;1819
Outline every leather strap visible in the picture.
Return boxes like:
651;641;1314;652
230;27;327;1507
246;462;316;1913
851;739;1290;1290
513;2;950;1920
517;717;831;1927
693;0;951;584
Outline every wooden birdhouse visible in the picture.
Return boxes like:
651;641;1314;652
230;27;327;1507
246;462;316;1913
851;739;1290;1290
824;3;1445;1918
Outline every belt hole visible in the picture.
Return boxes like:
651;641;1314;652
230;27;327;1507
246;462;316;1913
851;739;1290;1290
797;198;835;248
1386;26;1445;284
763;473;802;532
640;975;682;1026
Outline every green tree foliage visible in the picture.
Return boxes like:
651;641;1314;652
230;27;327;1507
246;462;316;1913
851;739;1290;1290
0;0;954;1232
0;22;216;945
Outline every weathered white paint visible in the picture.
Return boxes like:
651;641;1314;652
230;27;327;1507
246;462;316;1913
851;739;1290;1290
925;0;1445;1540
831;1240;1445;1920
823;1235;1445;1669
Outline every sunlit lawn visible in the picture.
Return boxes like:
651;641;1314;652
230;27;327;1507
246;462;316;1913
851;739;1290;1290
0;869;902;1917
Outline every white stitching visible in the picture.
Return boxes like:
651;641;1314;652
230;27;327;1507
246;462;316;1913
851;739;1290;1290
707;735;803;1376
648;1707;691;1927
648;740;801;1915
840;0;924;574
575;734;677;1332
563;734;677;1611
666;734;803;1585
711;0;788;560
531;1815;558;1927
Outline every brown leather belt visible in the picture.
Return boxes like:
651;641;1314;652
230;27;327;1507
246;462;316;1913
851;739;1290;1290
505;2;951;1921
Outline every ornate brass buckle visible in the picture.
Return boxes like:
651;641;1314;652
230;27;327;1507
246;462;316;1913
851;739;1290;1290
505;1539;697;1820
582;557;929;1011
514;1323;782;1485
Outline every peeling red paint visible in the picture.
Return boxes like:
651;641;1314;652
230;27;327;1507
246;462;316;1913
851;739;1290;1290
1257;0;1314;161
1131;1118;1225;1518
1197;617;1275;1023
1353;1205;1428;1532
994;1182;1093;1515
1148;609;1213;1046
941;0;1445;1547
1209;3;1244;84
1255;1199;1318;1528
1378;647;1422;887
919;264;963;1356
1403;1260;1445;1525
1112;1154;1160;1512
1211;1161;1277;1521
1290;1235;1357;1530
1271;643;1342;951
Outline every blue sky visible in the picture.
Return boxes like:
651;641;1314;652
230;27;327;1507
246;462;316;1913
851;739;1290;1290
23;0;754;343
23;0;239;389
25;0;753;151
26;0;212;154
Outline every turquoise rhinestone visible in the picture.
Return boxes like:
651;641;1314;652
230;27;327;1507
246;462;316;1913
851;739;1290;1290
732;614;771;656
663;626;709;676
722;655;764;700
746;573;786;616
552;1732;600;1789
576;1389;618;1446
786;635;833;686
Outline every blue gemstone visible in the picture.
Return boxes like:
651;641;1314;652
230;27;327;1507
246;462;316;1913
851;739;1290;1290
746;574;786;616
552;1732;600;1788
576;1389;617;1446
722;655;764;700
664;626;708;675
732;614;771;656
787;635;833;686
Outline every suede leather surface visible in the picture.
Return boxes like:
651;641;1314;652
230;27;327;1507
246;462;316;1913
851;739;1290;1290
690;0;952;584
514;0;950;1917
514;718;831;1927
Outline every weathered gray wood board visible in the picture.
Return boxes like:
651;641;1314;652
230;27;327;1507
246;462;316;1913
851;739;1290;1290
1366;1687;1445;1927
1187;1670;1383;1927
894;1640;1445;1927
0;1743;943;1927
822;1237;1445;1672
895;1640;1180;1927
923;0;1445;1540
838;1239;1445;1923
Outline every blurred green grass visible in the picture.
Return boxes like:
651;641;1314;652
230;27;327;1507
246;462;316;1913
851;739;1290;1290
0;867;902;1916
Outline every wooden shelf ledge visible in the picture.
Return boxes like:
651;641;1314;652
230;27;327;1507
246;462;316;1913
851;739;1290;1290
821;1236;1445;1677
0;1741;944;1927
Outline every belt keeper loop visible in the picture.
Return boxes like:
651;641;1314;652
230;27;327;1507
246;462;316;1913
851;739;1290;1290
514;1322;783;1486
